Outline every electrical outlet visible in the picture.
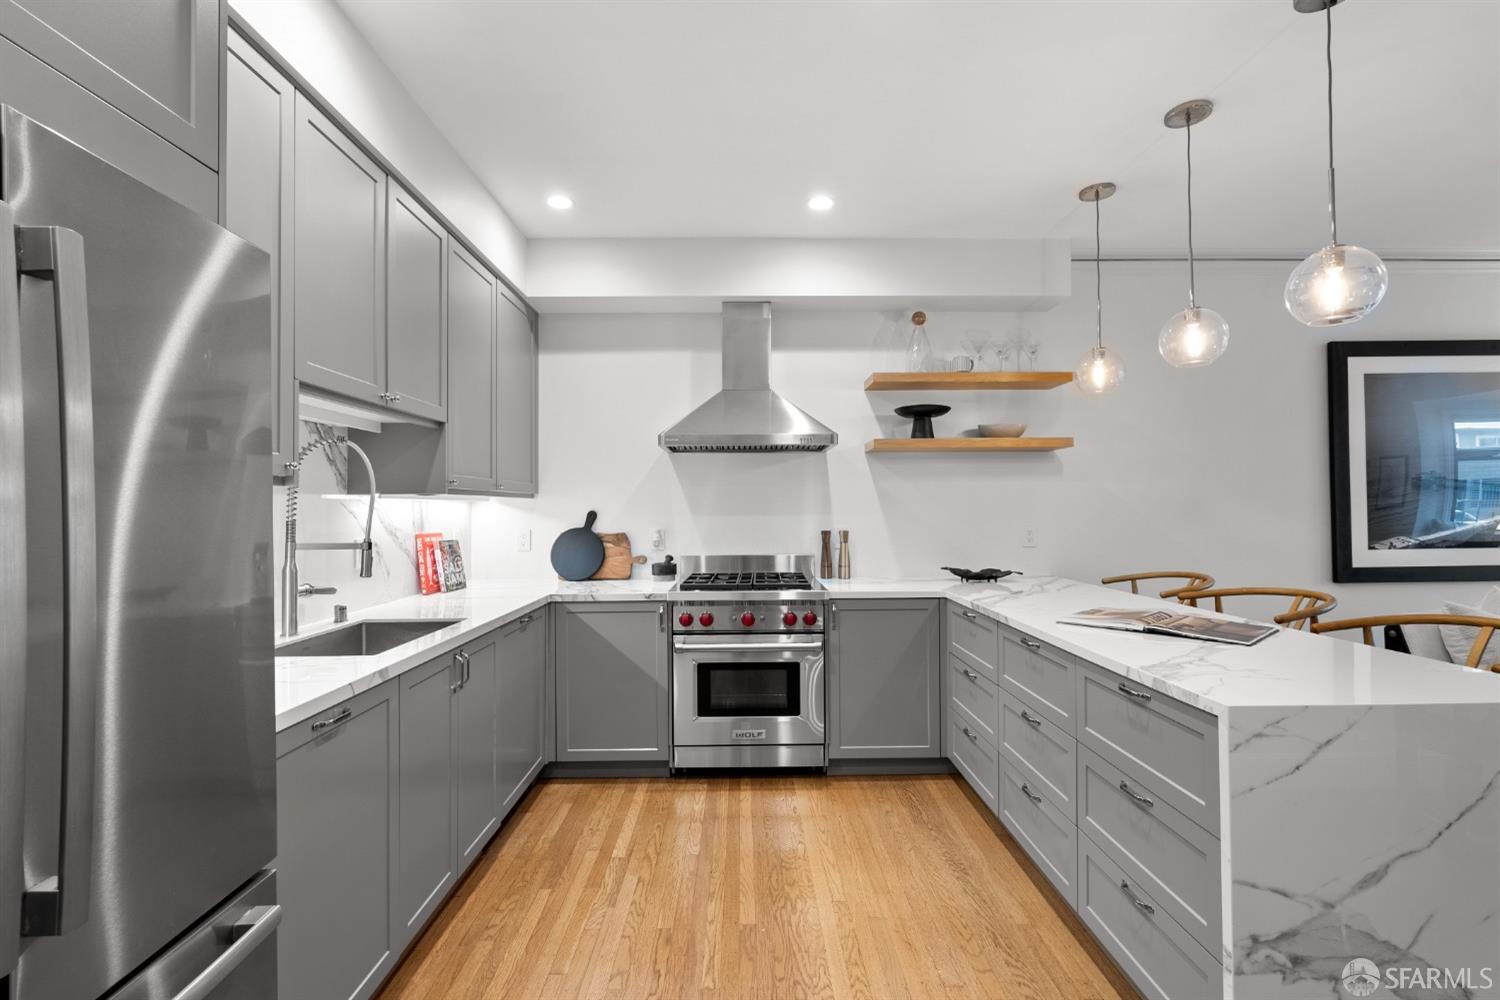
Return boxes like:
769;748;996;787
1022;527;1038;548
651;528;666;551
517;529;532;552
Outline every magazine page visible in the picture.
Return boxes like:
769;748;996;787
1059;607;1277;646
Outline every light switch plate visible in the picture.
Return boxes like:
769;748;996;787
517;529;532;552
651;528;666;550
1022;527;1038;548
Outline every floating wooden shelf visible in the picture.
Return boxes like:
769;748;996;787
864;371;1073;391
865;437;1074;453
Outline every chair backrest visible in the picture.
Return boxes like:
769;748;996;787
1181;586;1338;630
1100;571;1215;602
1312;614;1500;670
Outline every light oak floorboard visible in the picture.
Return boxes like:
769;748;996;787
377;774;1140;1000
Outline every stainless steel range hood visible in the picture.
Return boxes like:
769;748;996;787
659;302;838;453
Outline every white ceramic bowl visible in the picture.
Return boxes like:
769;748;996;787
977;423;1027;438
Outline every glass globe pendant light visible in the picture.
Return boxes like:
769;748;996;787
1158;99;1229;367
1073;183;1125;395
1285;0;1387;326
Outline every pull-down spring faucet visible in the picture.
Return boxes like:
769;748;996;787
281;435;378;637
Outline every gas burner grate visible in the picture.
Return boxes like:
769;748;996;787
679;571;813;592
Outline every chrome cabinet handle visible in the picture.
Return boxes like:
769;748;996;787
310;707;352;732
961;610;978;620
516;614;535;625
1119;780;1155;809
390;393;401;402
961;668;980;681
1120;881;1155;915
1019;637;1042;651
1020;709;1043;728
1020;782;1043;805
462;650;471;687
452;650;469;691
961;727;979;744
1117;682;1153;702
658;604;665;632
447;478;459;487
830;602;838;630
0;203;25;971
170;904;282;1000
17;225;98;939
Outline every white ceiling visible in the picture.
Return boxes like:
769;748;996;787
336;0;1499;256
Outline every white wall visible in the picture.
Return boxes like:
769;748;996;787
232;0;528;286
471;260;1500;620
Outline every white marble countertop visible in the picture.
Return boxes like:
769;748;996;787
275;574;1500;733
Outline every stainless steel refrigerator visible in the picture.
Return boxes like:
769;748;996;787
0;107;277;999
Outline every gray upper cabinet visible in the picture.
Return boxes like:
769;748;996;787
223;29;295;476
277;682;399;1000
385;182;446;421
0;0;220;168
555;603;670;762
454;634;500;867
497;610;546;816
828;599;942;759
444;241;498;491
293;92;387;405
494;289;536;496
395;655;457;946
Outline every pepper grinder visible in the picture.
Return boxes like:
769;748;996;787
837;529;851;580
819;530;834;579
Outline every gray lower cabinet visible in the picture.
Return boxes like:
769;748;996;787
0;0;220;167
385;182;446;421
555;603;670;761
498;609;547;814
277;682;399;1000
494;288;537;495
223;29;296;476
293;92;387;405
828;599;941;758
395;655;457;943
454;634;500;866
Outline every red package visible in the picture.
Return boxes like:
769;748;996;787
416;532;444;595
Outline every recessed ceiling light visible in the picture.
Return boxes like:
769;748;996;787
807;193;834;212
546;193;574;210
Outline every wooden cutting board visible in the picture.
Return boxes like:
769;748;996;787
592;532;648;580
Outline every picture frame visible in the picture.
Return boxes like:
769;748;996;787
1328;340;1500;582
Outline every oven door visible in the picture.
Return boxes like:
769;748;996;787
672;634;824;748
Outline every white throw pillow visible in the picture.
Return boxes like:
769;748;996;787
1439;586;1500;668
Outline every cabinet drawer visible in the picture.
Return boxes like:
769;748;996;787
948;652;999;747
1077;837;1223;1000
1000;630;1076;734
1076;662;1219;835
1078;746;1221;956
998;762;1078;907
998;690;1076;813
948;712;998;812
949;604;999;682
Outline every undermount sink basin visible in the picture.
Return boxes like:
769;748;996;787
276;619;462;658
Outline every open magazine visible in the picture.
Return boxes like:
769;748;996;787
1057;607;1277;646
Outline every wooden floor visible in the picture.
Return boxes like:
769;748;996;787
377;774;1139;1000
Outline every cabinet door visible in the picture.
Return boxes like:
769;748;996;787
395;655;456;946
0;0;219;167
828;600;941;759
555;603;670;761
277;683;399;1000
444;242;497;492
498;610;546;816
223;30;296;476
293;93;387;405
494;289;536;495
385;183;446;421
454;635;500;868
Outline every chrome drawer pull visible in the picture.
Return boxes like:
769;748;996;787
1120;881;1155;915
1118;781;1155;809
1116;682;1153;702
310;707;351;732
1019;709;1043;728
1019;637;1042;651
961;727;979;744
961;610;978;621
1020;782;1043;805
961;668;980;681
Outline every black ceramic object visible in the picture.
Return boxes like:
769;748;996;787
652;554;678;578
894;403;951;439
550;510;606;580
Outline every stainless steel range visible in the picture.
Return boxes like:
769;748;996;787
670;555;827;769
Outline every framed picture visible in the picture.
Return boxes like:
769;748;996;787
1329;340;1500;582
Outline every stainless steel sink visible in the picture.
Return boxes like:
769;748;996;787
276;619;463;658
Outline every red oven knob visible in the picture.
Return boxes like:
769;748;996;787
783;611;798;627
740;612;756;627
679;612;694;627
803;611;818;626
698;612;715;627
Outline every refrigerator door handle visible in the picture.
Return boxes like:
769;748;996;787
0;203;28;977
168;904;282;1000
16;224;99;939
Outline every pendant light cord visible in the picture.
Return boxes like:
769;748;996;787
1186;116;1197;309
1325;1;1338;246
1094;197;1103;351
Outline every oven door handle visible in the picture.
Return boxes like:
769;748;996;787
807;654;825;734
673;640;825;653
